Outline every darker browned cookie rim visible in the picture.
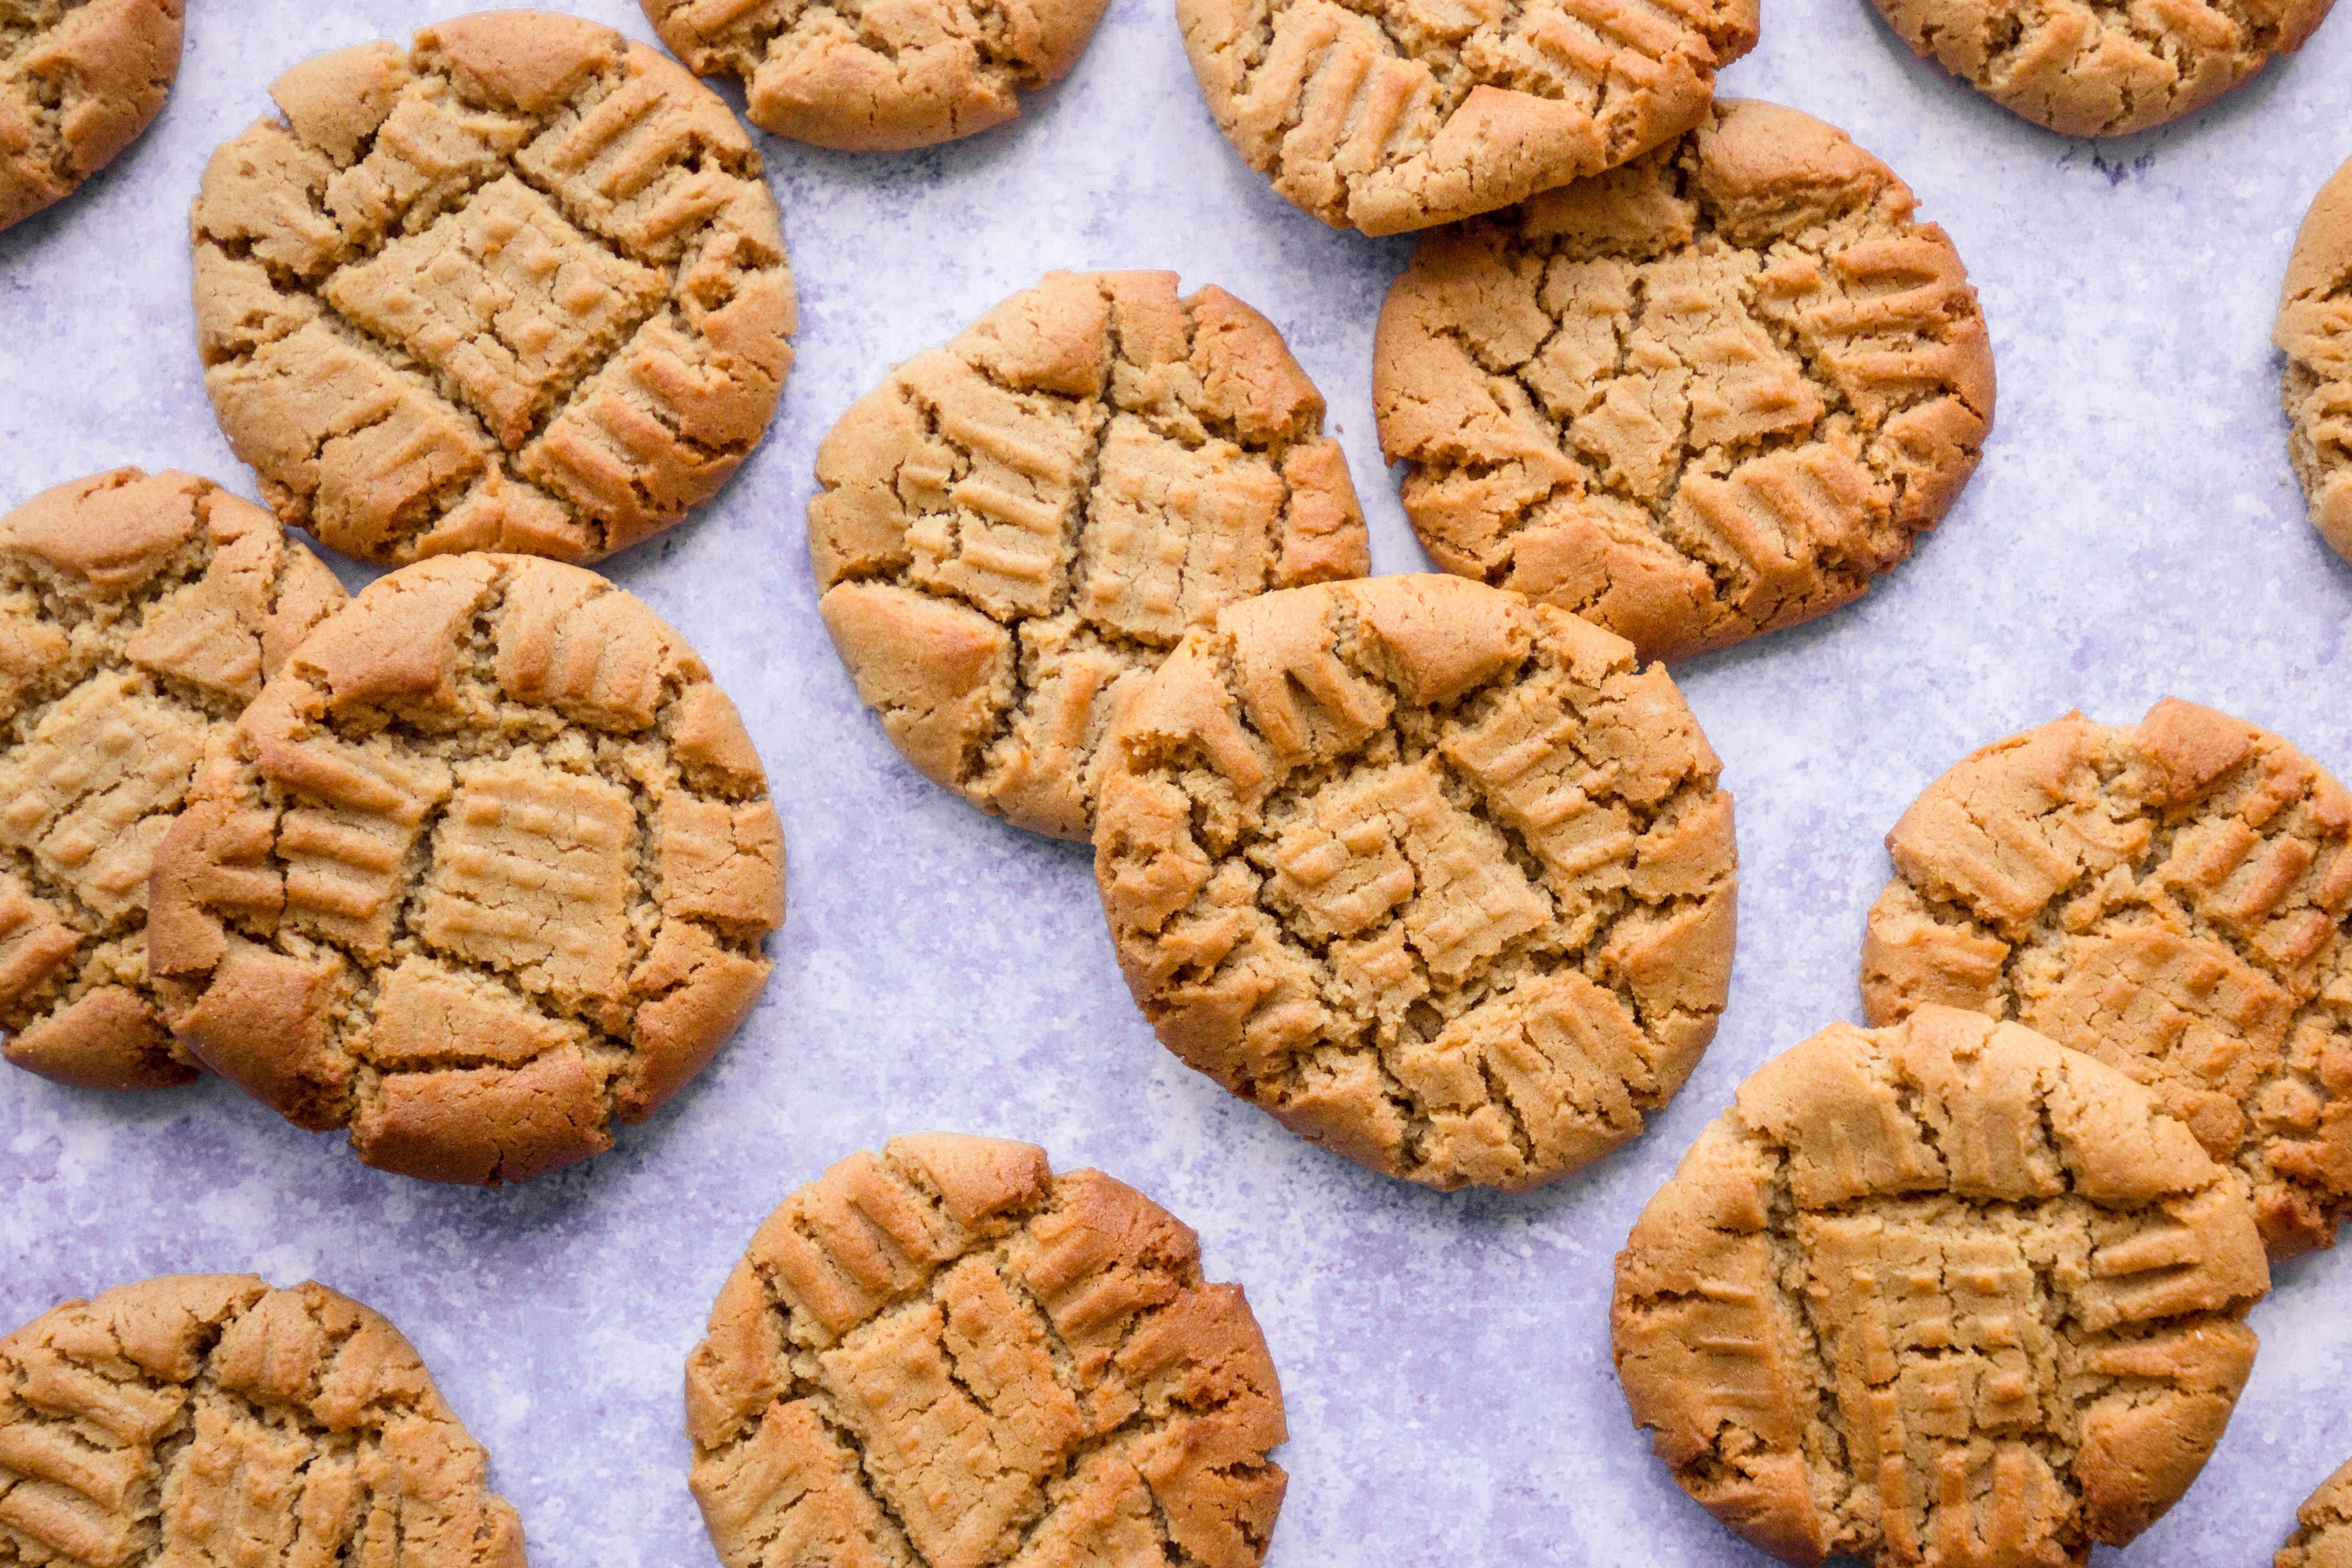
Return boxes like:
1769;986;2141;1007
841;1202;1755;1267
2277;153;2352;567
2280;1456;2352;1566
685;1132;1288;1568
147;552;785;1186
0;0;184;234
1374;98;1995;665
0;1272;526;1567
190;9;797;568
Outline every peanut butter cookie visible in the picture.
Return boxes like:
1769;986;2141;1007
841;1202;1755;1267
2277;156;2352;565
146;553;785;1186
642;0;1109;151
0;1273;525;1567
0;468;343;1094
1093;572;1736;1192
2282;1459;2352;1567
686;1133;1287;1568
1614;1006;2269;1568
1;0;182;234
1862;698;2352;1260
1870;0;2327;136
1374;100;1995;663
1177;0;1757;234
190;10;795;568
812;269;1369;842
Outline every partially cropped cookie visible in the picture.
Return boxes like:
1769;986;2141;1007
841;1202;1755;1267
2278;157;2352;565
1;0;182;234
643;0;1108;150
1178;0;1757;234
687;1133;1287;1568
2283;1459;2352;1566
1375;99;1995;663
191;10;796;567
0;468;344;1094
1614;1006;2269;1568
1862;698;2352;1260
1870;0;2327;136
1094;572;1736;1191
0;1274;524;1566
147;554;785;1185
812;269;1369;841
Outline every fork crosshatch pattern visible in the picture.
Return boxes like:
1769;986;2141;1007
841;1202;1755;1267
1;0;2351;1562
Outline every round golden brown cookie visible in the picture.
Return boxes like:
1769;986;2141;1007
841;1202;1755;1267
0;0;182;234
1373;99;1995;663
0;1273;525;1567
1177;0;1758;234
1092;572;1736;1191
189;10;796;569
1862;697;2352;1261
2277;157;2352;566
1613;1006;2270;1568
685;1133;1287;1568
1869;0;2327;137
811;269;1370;842
642;0;1109;151
2282;1459;2352;1566
0;468;344;1094
145;553;785;1186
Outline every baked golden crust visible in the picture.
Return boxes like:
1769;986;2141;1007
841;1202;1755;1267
2281;1457;2352;1567
1862;698;2352;1261
1374;100;1994;663
0;1274;525;1568
2277;156;2352;566
1613;1007;2269;1568
812;270;1369;841
686;1133;1288;1568
1093;572;1735;1191
0;0;183;233
190;10;796;567
0;467;344;1093
642;0;1110;150
1870;0;2328;136
1175;0;1757;234
147;553;785;1185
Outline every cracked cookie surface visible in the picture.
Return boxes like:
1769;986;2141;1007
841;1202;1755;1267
685;1132;1287;1568
1869;0;2326;136
0;1273;525;1568
190;10;797;569
2276;156;2352;567
2282;1458;2352;1566
643;0;1110;151
0;468;344;1095
145;553;785;1186
1374;99;1995;663
1613;1006;2269;1568
1176;0;1756;234
1862;698;2352;1261
811;269;1369;843
0;0;181;234
1092;572;1736;1191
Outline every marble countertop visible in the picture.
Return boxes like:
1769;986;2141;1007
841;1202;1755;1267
6;0;2351;1561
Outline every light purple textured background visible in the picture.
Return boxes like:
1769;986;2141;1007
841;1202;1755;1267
2;0;2349;1561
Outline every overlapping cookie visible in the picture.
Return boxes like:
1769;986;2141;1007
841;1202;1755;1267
812;269;1368;840
0;467;344;1093
1094;572;1736;1191
1375;100;1994;662
148;554;785;1185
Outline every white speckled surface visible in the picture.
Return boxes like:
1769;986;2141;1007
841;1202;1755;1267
4;0;2351;1562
